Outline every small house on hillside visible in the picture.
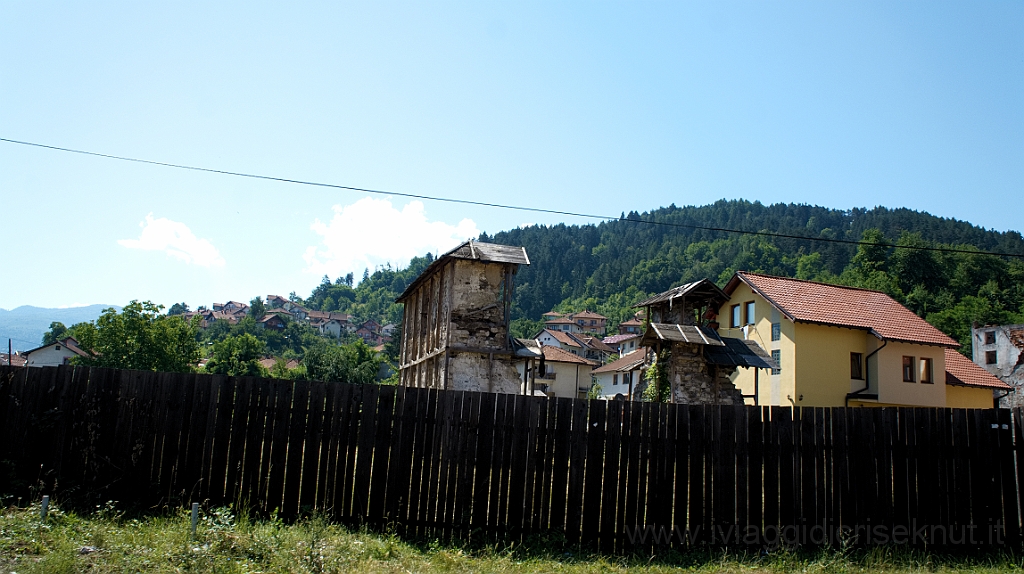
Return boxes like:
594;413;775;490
396;240;531;393
593;350;647;400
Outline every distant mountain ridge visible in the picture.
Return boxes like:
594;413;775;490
0;304;121;352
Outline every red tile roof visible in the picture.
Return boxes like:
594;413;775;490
727;272;959;347
545;317;576;325
944;349;1010;389
593;349;648;374
546;330;582;348
573;310;607;320
619;318;643;326
541;345;598;366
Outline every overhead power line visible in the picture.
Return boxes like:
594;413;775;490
2;136;1022;259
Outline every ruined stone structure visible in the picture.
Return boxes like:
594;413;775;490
972;324;1024;408
635;279;773;404
396;240;531;393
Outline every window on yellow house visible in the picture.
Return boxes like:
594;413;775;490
744;301;755;325
851;352;863;380
902;356;916;382
920;358;933;384
771;323;781;341
731;305;741;328
771;350;781;375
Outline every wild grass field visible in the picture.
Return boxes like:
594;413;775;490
1;502;1022;573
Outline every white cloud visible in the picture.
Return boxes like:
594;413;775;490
118;214;225;267
304;197;479;280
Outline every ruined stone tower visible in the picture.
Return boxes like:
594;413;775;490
396;240;529;393
635;279;772;404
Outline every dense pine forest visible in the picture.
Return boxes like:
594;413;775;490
305;200;1024;356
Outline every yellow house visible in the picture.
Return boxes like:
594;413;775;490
718;272;1007;408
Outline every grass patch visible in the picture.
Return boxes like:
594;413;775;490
1;501;1022;573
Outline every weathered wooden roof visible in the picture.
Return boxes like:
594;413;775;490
443;240;530;265
704;338;778;370
640;323;726;347
632;278;729;308
396;240;530;302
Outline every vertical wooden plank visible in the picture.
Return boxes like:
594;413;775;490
223;376;253;506
454;391;482;533
653;404;675;537
601;399;623;552
582;399;607;546
353;384;381;519
279;379;310;517
300;380;327;513
620;401;643;543
264;379;294;514
471;392;497;531
367;386;397;524
734;405;749;542
403;386;430;534
776;407;795;533
746;406;763;540
428;389;453;533
530;396;552;534
799;407;816;532
673;405;691;548
564;398;589;543
506;394;531;538
548;397;573;533
419;388;442;531
383;385;409;522
719;405;738;537
687;405;706;544
314;382;339;512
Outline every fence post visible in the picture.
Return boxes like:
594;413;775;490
40;495;49;522
190;503;199;538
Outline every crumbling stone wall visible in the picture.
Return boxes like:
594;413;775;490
651;301;699;326
445;259;521;393
448;260;508;350
449;354;522;394
668;343;744;405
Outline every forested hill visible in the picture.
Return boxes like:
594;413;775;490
305;200;1024;355
480;200;1024;351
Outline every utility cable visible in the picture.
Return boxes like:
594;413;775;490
2;136;1022;259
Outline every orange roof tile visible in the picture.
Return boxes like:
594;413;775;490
727;272;958;347
593;349;648;374
944;349;1010;389
546;330;582;348
541;345;598;366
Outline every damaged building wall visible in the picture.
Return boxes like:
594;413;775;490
397;241;527;394
973;324;1024;408
667;343;746;405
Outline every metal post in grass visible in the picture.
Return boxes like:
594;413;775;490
190;503;199;538
40;495;49;522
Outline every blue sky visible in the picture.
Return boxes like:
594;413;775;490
1;1;1021;311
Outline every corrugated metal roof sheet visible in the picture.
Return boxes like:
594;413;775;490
641;323;725;346
633;279;730;308
704;338;778;370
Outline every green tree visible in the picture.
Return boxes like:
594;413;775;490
73;301;201;373
167;303;190;316
205;334;267;377
249;297;266;321
304;339;384;385
41;321;68;345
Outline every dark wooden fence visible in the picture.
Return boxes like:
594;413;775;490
1;365;1022;549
